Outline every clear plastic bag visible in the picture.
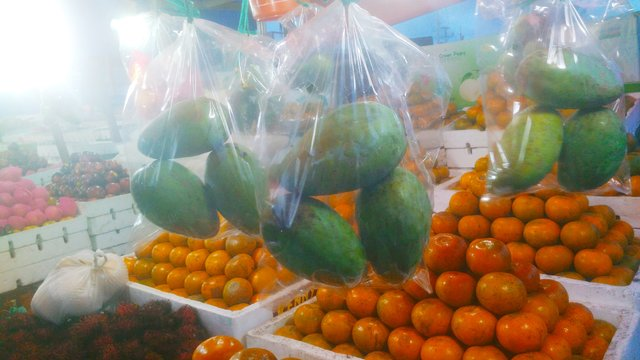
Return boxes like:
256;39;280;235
30;250;128;324
256;1;451;287
480;0;628;196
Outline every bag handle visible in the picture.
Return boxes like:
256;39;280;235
93;250;107;268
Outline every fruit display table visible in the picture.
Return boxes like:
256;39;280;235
78;194;138;255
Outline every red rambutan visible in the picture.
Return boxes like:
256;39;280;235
115;302;139;317
174;305;198;326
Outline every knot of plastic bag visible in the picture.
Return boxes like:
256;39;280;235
93;249;107;269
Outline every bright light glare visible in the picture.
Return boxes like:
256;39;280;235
0;0;72;92
111;15;151;51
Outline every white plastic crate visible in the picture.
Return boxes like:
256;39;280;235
587;196;640;229
78;194;138;253
247;298;640;360
93;226;133;255
127;279;314;342
23;166;61;187
443;129;488;170
0;216;91;293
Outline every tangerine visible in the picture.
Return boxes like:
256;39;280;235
451;305;497;346
352;317;390;353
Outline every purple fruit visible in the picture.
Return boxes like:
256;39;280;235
87;185;106;199
44;206;62;221
13;188;32;204
31;187;49;200
25;210;46;226
7;216;26;230
0;205;10;219
58;197;78;217
12;203;31;217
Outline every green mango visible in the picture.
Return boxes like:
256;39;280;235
558;108;627;191
138;98;230;159
292;54;333;93
132;160;219;238
229;86;260;132
278;102;406;196
516;49;623;109
356;168;431;283
628;153;640;176
262;197;366;286
488;106;564;195
205;144;266;234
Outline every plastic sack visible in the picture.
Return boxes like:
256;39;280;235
122;14;274;239
277;3;322;34
255;1;451;287
30;250;128;324
479;0;628;196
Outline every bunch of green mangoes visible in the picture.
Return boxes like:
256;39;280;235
263;101;432;286
488;14;627;195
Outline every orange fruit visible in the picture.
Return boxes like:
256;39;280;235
521;293;559;332
510;261;541;293
588;205;616;227
579;212;609;237
205;250;231;276
224;254;256;279
185;249;210;272
205;298;228;309
466;238;512;276
459;171;479;190
496;312;547;353
448;191;479;217
201;275;227;299
169;246;190;267
476;272;527;315
225;233;258;257
352;317;390;353
562;302;594;333
251;293;270;303
510;352;552;360
332;343;362;357
595;241;624;264
154;232;170;243
451;305;497;346
431;212;459;234
301;333;332;350
490;217;524;244
249;266;278;294
602;230;629;248
364;352;393;360
401;274;430;301
512;195;545;222
539;279;569;314
133;258;155;279
204;237;226;252
410;298;453;338
423;233;468;274
435;271;476;308
469;176;486;197
171;288;188;297
316;287;347;311
581;336;609;360
320;310;357;344
134;239;157;259
560;221;598;252
556;272;585;281
276;265;297;285
274;325;303;340
222;277;253;306
155;284;171;292
552;318;587;353
574;249;613;279
545;195;582;225
123;256;136;274
188;238;206;250
474;156;490;172
192;335;243;360
610;220;635;242
293;304;325;335
376;290;415;329
592;275;626;286
166;267;190;290
591;319;617;343
151;242;174;263
229;303;249;312
534;245;574;274
420;335;464;360
479;196;512;220
387;327;424;360
168;233;188;246
458;215;491;240
252;247;278;269
507;242;536;264
540;334;572;360
568;193;590;213
346;286;380;319
229;349;276;360
184;271;209;295
462;345;507;360
523;219;561;248
609;266;634;284
534;188;566;201
151;262;174;285
631;175;640;196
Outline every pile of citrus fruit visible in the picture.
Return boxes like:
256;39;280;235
124;219;298;310
192;334;300;360
438;163;639;285
274;235;617;360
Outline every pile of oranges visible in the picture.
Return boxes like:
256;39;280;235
274;236;617;359
437;170;639;285
124;219;298;311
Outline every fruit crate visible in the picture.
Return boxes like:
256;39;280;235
443;129;488;170
127;279;314;342
23;166;61;186
0;216;91;294
246;298;640;360
78;194;138;255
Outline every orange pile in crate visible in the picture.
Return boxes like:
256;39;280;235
436;173;639;286
124;219;298;311
275;238;617;359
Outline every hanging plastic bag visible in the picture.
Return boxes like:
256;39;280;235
278;3;322;34
480;0;628;196
122;13;274;240
30;250;128;324
256;1;451;287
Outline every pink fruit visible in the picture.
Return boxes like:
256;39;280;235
17;179;35;190
11;203;31;217
57;197;78;217
13;188;32;204
0;219;7;228
44;206;62;221
31;198;48;211
25;210;46;227
0;205;10;219
0;166;22;182
0;181;16;193
31;187;49;200
7;216;27;230
0;193;14;207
